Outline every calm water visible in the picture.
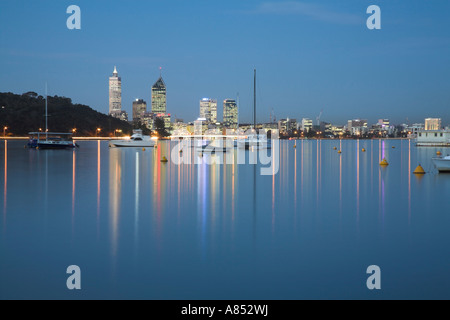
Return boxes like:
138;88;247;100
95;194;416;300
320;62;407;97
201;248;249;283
0;139;449;299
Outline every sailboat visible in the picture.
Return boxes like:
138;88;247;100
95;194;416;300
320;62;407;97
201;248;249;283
28;84;77;149
237;69;271;150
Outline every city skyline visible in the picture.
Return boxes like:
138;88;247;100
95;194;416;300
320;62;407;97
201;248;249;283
1;0;449;125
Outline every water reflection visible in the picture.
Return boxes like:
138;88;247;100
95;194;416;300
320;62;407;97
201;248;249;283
3;141;7;227
72;149;76;234
97;141;101;231
356;140;360;221
109;148;122;263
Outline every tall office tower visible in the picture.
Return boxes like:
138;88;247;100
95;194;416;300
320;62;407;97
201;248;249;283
223;99;238;129
109;66;122;117
152;76;166;114
199;98;217;123
425;118;442;131
132;99;147;123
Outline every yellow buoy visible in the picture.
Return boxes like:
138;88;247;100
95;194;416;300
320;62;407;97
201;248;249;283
362;148;366;152
380;158;389;166
392;146;395;149
294;145;297;148
413;165;426;175
437;151;442;156
161;156;168;163
338;150;342;154
333;147;337;150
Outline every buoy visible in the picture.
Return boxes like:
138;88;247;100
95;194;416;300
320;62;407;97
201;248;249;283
413;165;426;175
294;144;297;148
333;147;337;150
161;156;168;163
36;147;39;150
392;146;396;149
338;150;342;154
437;151;442;156
362;148;366;152
142;148;146;151
380;158;389;166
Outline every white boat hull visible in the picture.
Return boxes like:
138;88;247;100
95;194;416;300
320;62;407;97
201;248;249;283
109;140;156;148
432;157;450;173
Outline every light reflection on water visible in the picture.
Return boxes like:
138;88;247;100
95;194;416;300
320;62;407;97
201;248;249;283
0;139;450;299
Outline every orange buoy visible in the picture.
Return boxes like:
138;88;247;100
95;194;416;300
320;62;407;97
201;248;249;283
338;150;342;154
380;158;389;166
362;148;366;152
413;165;426;175
437;151;442;156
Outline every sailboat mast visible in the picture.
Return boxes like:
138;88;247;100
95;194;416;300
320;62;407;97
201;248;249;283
45;82;48;139
253;69;256;130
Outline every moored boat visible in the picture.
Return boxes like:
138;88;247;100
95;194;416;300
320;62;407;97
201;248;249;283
28;132;77;149
432;156;450;173
109;130;156;148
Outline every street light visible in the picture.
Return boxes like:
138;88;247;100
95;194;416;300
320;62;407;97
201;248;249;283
3;126;8;137
97;128;101;137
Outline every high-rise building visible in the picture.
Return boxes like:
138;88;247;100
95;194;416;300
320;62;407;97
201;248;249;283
200;98;217;123
223;99;238;129
151;76;166;114
109;66;122;117
132;99;147;123
425;118;442;131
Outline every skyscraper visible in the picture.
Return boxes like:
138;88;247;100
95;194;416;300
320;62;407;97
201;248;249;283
199;98;217;123
109;66;122;117
152;76;166;114
132;99;147;123
223;99;238;129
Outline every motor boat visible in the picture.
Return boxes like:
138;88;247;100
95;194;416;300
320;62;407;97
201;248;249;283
432;155;450;173
109;130;156;148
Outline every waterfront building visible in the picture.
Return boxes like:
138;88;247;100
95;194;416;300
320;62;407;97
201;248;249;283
301;118;313;132
132;99;147;123
278;118;297;134
223;99;238;129
416;130;450;146
347;119;368;135
109;66;122;118
425;118;442;131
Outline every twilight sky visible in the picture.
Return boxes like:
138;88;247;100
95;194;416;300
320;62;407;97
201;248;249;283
0;0;449;126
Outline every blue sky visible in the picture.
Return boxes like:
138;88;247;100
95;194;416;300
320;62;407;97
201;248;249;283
1;0;449;125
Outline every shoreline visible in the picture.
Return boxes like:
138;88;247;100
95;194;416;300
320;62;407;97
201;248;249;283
1;136;414;141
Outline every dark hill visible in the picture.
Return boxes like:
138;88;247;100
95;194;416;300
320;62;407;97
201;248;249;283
0;92;132;136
